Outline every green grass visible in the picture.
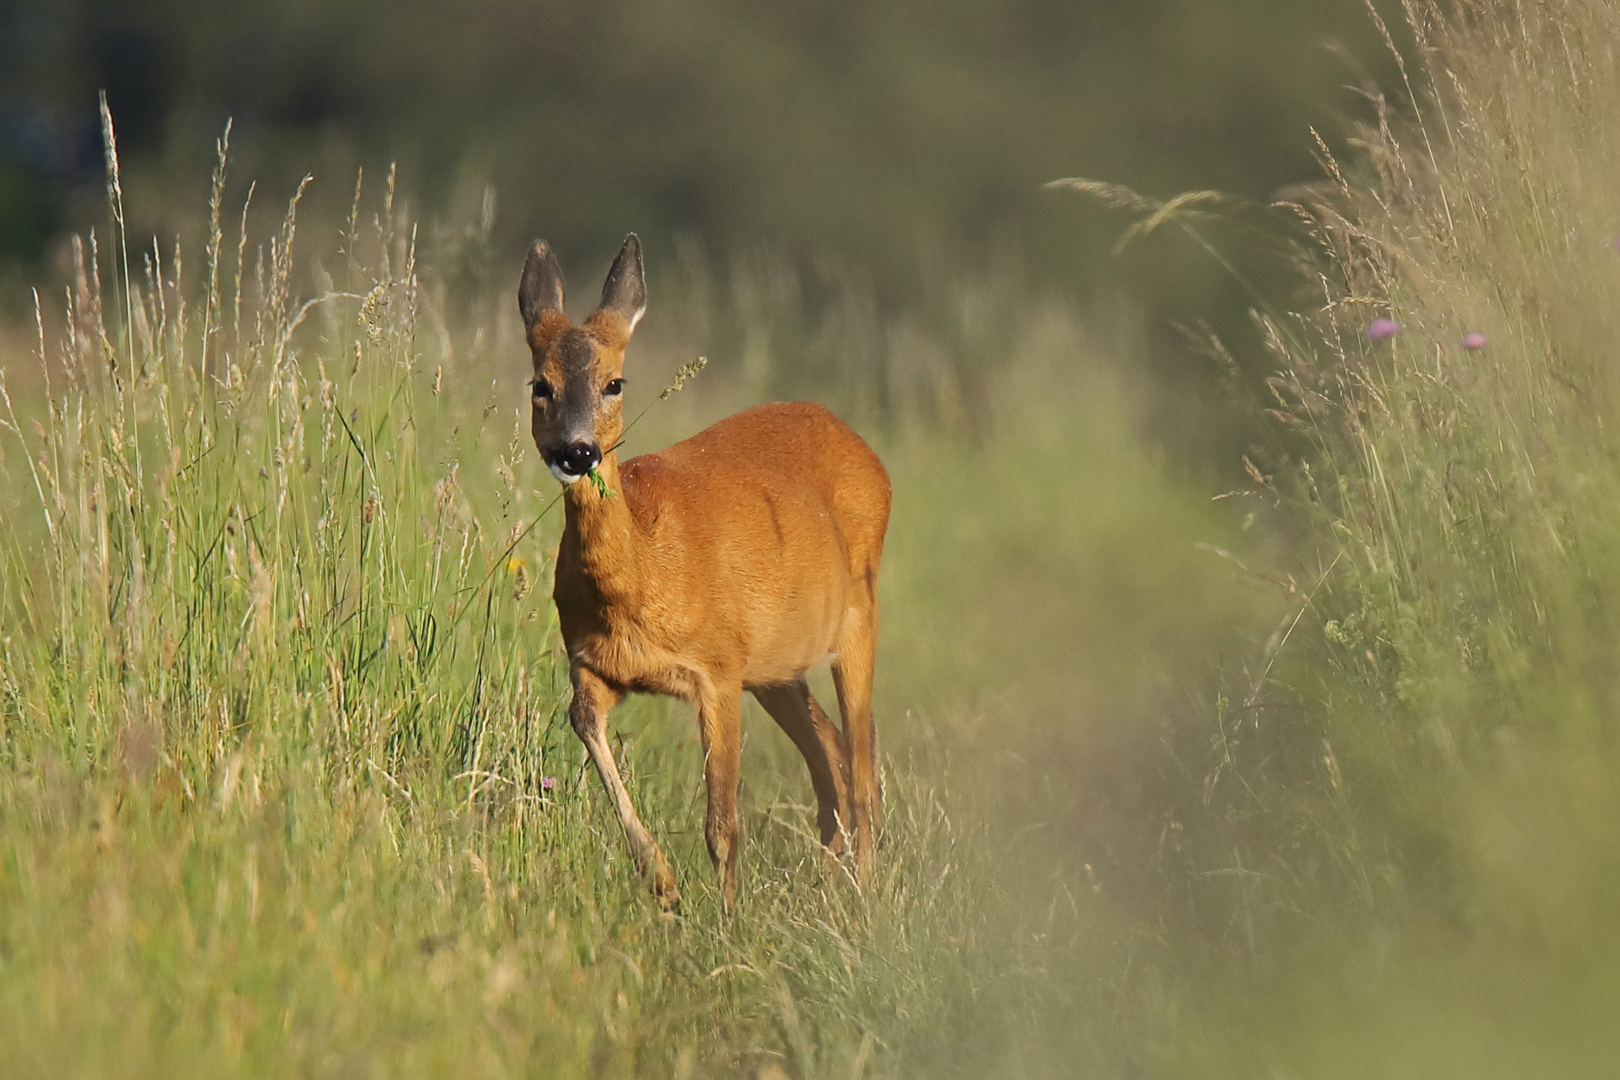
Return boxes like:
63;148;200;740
8;0;1620;1074
0;119;1253;1077
1175;0;1620;1072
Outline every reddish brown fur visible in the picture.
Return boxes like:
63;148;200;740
521;237;890;913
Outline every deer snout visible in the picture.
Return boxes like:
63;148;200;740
553;441;602;480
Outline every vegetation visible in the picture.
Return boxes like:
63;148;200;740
2;0;1619;1075
1203;0;1620;1068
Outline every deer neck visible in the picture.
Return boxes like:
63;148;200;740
560;452;645;606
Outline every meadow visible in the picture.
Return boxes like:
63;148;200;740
3;0;1620;1075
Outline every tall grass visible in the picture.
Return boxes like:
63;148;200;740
0;97;1251;1076
1020;0;1620;1071
0;118;1000;1077
1182;0;1620;1071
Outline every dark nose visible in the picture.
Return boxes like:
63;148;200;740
558;441;602;477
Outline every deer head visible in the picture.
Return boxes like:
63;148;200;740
519;234;647;484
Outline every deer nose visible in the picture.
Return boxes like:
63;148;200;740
558;441;602;477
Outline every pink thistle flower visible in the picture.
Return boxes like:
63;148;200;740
540;776;557;792
1462;332;1488;350
1367;318;1401;341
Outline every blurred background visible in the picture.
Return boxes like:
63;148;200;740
0;0;1402;463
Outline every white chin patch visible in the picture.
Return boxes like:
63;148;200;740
549;461;583;485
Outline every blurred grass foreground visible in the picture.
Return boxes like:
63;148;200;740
4;0;1620;1075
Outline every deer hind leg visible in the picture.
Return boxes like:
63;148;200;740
752;678;852;854
569;665;679;909
832;598;880;886
697;681;746;914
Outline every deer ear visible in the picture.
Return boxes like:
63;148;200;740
518;240;566;332
595;233;646;336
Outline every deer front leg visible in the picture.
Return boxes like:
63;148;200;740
697;681;745;914
570;664;679;909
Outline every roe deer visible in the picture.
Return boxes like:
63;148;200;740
520;234;891;913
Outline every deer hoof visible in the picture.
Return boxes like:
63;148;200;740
652;869;681;912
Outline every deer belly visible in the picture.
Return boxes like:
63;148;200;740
727;495;854;680
737;573;849;683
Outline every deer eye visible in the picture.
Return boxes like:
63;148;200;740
531;378;553;402
604;378;626;397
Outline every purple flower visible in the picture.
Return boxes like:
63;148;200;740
1367;318;1402;341
540;776;557;792
1462;332;1488;350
